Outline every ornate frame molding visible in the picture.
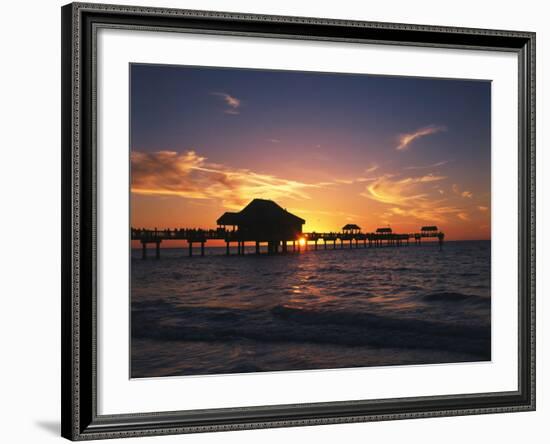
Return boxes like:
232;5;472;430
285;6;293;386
61;2;535;440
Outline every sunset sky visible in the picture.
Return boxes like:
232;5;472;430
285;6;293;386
130;64;491;240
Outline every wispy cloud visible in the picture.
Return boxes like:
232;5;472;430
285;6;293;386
396;125;446;151
452;183;473;198
478;205;489;212
131;150;323;209
267;138;280;144
361;173;446;205
404;160;450;170
132;150;477;226
355;176;380;183
210;92;241;115
295;207;361;221
131;150;392;210
365;164;379;173
360;173;466;223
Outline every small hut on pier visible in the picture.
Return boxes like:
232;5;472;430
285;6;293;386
216;212;241;231
421;226;438;236
342;224;361;235
217;199;305;242
376;227;393;234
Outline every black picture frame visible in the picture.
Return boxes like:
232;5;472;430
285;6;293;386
61;2;536;440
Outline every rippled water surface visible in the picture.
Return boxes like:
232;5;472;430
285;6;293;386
131;240;491;378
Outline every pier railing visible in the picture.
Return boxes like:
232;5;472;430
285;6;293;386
131;227;445;258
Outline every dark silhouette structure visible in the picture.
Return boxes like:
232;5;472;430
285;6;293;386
217;199;304;240
342;224;361;234
419;226;445;249
131;199;445;258
217;199;305;254
421;226;438;235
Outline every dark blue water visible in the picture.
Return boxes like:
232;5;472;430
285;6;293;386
131;240;491;377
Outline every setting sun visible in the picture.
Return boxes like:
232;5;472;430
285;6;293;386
298;237;307;247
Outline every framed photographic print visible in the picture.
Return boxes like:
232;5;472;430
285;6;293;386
61;2;536;440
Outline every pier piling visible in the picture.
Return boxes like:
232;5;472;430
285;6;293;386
132;224;445;259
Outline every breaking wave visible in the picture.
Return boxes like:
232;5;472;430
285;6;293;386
132;300;490;357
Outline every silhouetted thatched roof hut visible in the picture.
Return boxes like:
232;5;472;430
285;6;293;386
217;199;305;241
217;212;240;226
421;226;438;232
342;224;361;231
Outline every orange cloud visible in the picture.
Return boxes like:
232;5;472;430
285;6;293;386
362;174;445;205
396;125;446;151
131;150;323;209
361;173;467;223
452;183;473;198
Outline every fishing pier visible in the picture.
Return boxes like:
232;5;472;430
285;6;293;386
132;199;444;259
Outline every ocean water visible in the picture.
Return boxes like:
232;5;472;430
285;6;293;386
131;240;491;378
